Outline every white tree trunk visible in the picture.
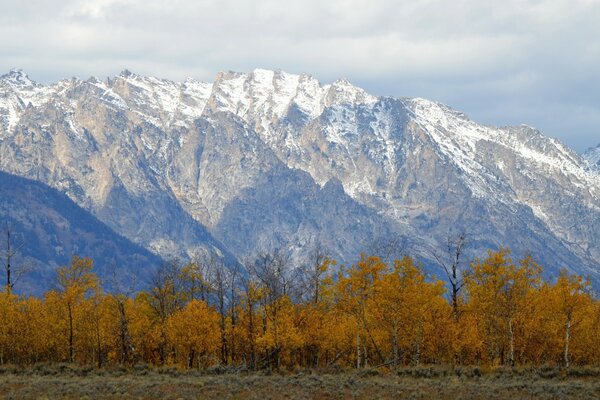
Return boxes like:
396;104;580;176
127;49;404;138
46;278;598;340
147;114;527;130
564;317;571;368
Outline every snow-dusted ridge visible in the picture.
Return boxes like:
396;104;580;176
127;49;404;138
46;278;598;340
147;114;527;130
584;145;600;172
2;67;598;204
0;69;55;130
408;98;600;202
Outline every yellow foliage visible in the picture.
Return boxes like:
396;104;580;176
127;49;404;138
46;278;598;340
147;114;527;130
166;300;220;368
0;250;598;370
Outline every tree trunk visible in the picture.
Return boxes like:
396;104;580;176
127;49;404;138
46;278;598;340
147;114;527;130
451;281;459;322
248;303;256;370
117;300;133;364
564;317;571;368
6;230;11;294
220;318;227;365
68;303;74;363
230;287;236;363
356;329;361;369
188;349;195;369
508;317;515;367
413;323;422;366
392;322;399;367
96;327;102;369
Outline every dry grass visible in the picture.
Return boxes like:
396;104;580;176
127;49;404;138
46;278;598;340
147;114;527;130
0;365;599;399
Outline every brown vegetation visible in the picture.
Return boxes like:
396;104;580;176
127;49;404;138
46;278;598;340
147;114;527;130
1;365;600;399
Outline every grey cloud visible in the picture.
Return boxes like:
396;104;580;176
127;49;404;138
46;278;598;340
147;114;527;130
0;0;598;151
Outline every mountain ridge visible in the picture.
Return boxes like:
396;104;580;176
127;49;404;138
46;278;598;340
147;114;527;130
0;170;162;294
1;68;599;285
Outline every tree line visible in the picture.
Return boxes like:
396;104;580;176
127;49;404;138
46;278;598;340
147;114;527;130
0;246;599;370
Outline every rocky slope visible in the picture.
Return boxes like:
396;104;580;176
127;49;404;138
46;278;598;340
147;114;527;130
1;68;599;285
0;171;162;294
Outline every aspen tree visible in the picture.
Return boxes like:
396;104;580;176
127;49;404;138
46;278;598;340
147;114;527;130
56;256;99;363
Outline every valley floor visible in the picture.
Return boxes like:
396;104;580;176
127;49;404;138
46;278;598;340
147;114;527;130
0;366;599;399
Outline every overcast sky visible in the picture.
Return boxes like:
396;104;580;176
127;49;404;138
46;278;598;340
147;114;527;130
1;0;599;151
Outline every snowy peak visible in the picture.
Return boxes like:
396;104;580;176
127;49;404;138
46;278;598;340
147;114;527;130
585;145;600;171
211;69;304;117
211;70;251;116
326;78;377;107
0;69;55;130
209;69;381;125
0;68;36;87
102;70;212;127
118;69;135;78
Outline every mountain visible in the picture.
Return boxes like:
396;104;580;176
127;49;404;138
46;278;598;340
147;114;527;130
584;145;600;171
1;68;599;286
0;69;238;266
0;171;162;294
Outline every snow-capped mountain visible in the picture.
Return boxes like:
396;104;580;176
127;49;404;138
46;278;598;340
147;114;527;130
585;145;600;172
1;68;599;285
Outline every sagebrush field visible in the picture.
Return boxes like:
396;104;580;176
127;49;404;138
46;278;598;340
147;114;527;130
1;365;600;399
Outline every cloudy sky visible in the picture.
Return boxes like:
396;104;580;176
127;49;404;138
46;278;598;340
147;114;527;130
1;0;599;151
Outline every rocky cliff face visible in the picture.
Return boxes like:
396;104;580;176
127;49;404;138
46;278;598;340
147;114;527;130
0;171;161;294
1;68;599;285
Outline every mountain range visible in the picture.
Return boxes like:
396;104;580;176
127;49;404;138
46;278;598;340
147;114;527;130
1;68;599;289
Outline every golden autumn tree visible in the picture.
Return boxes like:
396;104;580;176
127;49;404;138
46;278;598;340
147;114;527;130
166;300;220;368
142;262;187;364
549;270;593;367
373;256;450;366
0;245;598;371
124;293;156;364
0;295;61;365
522;273;600;366
316;305;356;368
0;291;19;364
246;250;300;369
79;292;115;368
180;261;212;302
255;294;303;369
56;256;100;363
237;279;265;370
465;249;541;366
576;297;600;365
295;253;336;367
336;254;387;368
106;294;136;365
